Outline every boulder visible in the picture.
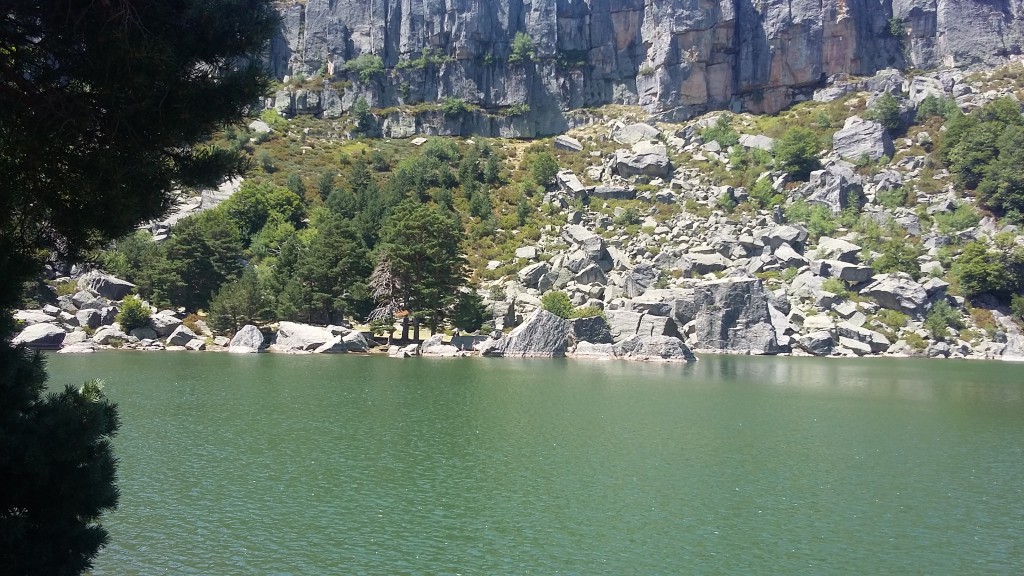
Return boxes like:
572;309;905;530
12;323;66;349
604;309;680;343
612;123;659;145
675;277;780;354
836;322;891;353
166;325;199;347
812;260;874;283
150;313;182;337
313;335;349;354
614;335;696;362
270;321;333;352
420;334;463;357
832;116;894;162
764;225;808;252
515;246;538;260
574;263;607;285
569;316;614;345
861;273;930;318
556;170;588;198
229;324;265;353
571;341;617;358
554;134;584;152
801;162;864;214
388;344;420;358
624;264;659;298
591;184;636;200
76;309;102;329
13;310;56;325
517;262;551;289
129;326;158;341
185;338;207;351
739;134;774;151
797;330;835;356
814;237;862;263
71;290;106;310
77;270;135;301
342;331;371;352
677;253;732;276
614;142;671;178
92;326;128;346
480;309;570;358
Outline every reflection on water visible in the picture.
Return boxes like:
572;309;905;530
44;353;1024;575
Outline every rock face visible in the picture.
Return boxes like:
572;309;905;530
77;270;135;301
229;325;265;353
270;321;334;352
481;309;570;358
677;277;780;354
13;323;66;349
832;116;894;162
420;334;464;357
614;335;696;362
861;273;930;318
267;0;1020;133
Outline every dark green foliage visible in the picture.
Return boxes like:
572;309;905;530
1012;294;1024;321
316;171;337;201
352;98;372;133
873;239;922;279
0;371;120;576
0;1;274;570
540;291;573;319
952;241;1016;300
451;290;488;332
773;127;821;180
208;267;270;334
271;212;371;325
220;181;304;241
483;155;502;184
916;95;960;120
876;186;908;210
377;203;468;330
469;186;494;219
442;97;470;117
702;116;740;148
528;150;559;188
143;210;245;311
942;98;1024;216
933;204;980;233
924;300;964;340
509;32;535;63
116;295;151;332
286;172;306;199
345;54;384;82
517;194;532;225
101;231;159;284
748;178;783;209
867;92;902;131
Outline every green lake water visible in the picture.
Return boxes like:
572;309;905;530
45;353;1024;575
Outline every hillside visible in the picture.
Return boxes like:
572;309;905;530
12;59;1024;361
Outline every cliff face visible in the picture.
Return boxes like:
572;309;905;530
268;0;1024;135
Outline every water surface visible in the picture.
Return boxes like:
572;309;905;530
46;353;1024;575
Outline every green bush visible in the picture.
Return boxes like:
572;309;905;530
345;54;384;82
702;116;739;148
773;127;821;181
528;150;558;188
569;306;604;319
821;278;849;298
876;309;909;331
116;295;151;332
876;186;908;210
441;97;469;117
509;32;535;63
924;300;964;340
867;92;902;132
540;291;573;319
952;241;1016;300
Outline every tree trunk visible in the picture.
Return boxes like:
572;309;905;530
401;316;409;341
413;316;420;342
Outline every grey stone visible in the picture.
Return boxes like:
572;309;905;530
515;246;538;260
813;260;874;283
675;277;780;354
150;314;182;337
420;334;464;357
614;335;695;362
92;326;129;346
13;310;55;325
799;162;864;214
677;253;732;276
832;116;894;162
572;341;617;358
229;325;266;353
480;309;570;358
71;290;106;310
166;325;199;347
836;322;890;353
185;338;207;351
614;142;670;178
518;262;551;289
814;237;862;263
861;273;930;318
739;134;774;151
271;321;334;352
342;331;371;352
554;135;584;152
130;326;158;340
12;323;66;349
797;330;835;356
569;316;614;345
77;270;135;301
624;264;659;298
76;309;102;330
613;123;660;145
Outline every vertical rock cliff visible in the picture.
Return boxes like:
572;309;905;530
267;0;1024;135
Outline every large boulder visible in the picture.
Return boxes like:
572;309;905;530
612;123;660;145
480;309;570;358
569;316;614;345
13;310;56;325
814;237;862;263
676;277;780;354
860;273;930;318
832;116;894;162
77;270;135;301
229;324;265;353
420;334;464;357
613;142;671;178
166;325;199;347
12;323;66;349
92;325;129;346
614;335;696;362
624;264;659;298
800;162;864;214
150;313;182;337
75;308;102;329
270;321;333;352
797;330;835;356
342;331;371;352
836;322;891;353
71;290;106;310
812;260;874;283
604;309;680;343
517;262;550;289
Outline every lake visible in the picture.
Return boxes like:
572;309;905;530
46;353;1024;575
